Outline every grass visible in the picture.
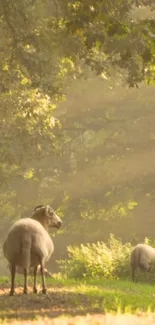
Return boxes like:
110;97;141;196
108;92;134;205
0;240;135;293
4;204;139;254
1;276;155;323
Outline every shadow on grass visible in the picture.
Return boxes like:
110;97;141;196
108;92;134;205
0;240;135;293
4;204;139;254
0;282;105;321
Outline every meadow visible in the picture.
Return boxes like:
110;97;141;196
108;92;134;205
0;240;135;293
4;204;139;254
1;276;155;324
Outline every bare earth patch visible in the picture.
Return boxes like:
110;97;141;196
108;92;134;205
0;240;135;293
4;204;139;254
0;285;94;320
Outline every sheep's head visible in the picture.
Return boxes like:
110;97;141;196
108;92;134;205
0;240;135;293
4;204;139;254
44;205;62;229
32;205;62;230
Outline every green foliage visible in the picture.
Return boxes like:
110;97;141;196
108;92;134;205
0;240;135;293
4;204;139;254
144;237;155;248
79;199;138;221
1;0;155;273
57;234;155;280
58;234;155;280
57;234;133;279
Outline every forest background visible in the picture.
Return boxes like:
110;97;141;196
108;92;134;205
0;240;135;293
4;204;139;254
0;0;155;275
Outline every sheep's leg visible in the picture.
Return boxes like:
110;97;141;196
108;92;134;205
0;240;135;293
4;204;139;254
33;266;38;294
40;262;47;294
147;264;151;272
132;266;136;282
23;268;28;294
9;264;16;296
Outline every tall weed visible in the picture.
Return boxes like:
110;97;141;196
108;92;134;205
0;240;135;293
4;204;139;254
57;234;155;279
57;234;133;279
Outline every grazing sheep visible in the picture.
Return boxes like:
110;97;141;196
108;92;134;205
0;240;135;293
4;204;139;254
130;243;155;281
3;204;62;295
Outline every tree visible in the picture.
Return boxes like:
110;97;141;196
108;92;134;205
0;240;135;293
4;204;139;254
1;0;155;95
0;0;155;270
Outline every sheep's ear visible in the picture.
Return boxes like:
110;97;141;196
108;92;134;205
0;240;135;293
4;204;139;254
34;205;44;211
45;205;50;215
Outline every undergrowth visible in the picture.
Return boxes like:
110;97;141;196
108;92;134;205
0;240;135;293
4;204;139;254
57;234;155;280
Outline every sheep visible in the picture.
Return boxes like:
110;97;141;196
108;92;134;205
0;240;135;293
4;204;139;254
3;204;62;295
130;243;155;282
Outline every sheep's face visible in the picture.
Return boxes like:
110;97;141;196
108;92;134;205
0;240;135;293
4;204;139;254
45;205;62;229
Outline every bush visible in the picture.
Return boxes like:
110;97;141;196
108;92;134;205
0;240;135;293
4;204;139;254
57;234;133;279
57;235;155;280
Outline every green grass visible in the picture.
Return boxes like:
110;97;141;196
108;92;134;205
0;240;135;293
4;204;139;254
0;276;155;321
49;277;155;313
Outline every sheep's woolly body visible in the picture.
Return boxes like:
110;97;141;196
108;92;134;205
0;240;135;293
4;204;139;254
130;243;155;269
3;218;54;269
130;243;155;281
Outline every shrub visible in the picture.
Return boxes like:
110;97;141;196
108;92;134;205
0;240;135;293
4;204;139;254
57;234;133;279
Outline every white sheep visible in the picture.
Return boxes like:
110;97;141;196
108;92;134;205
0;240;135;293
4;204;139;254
130;243;155;281
3;204;62;295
